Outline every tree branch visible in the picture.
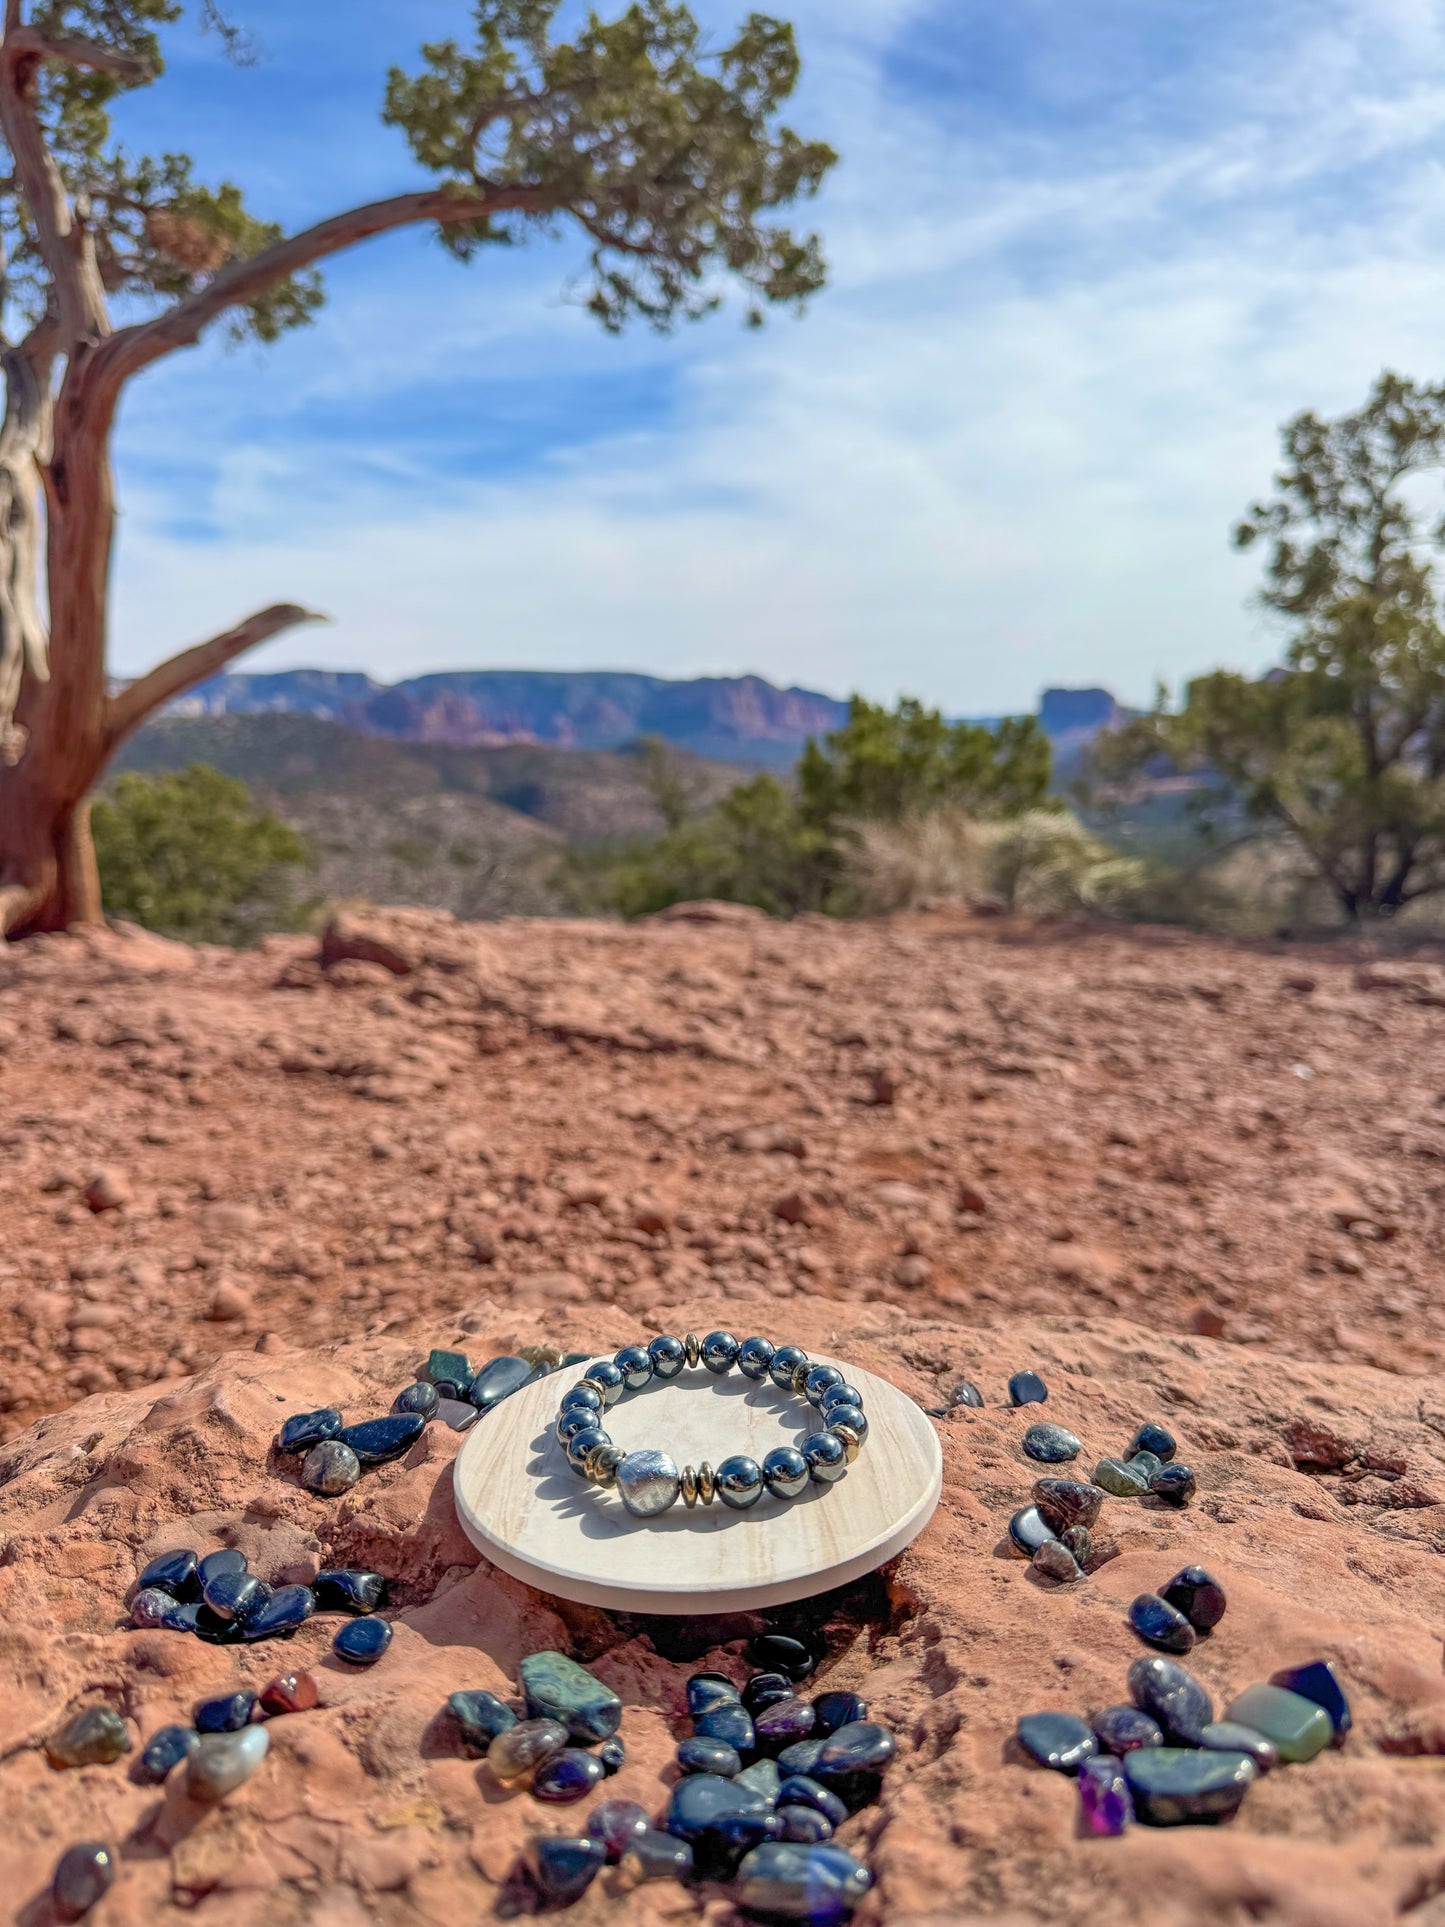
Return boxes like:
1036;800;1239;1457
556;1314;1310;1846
6;27;155;83
92;183;553;398
104;602;327;750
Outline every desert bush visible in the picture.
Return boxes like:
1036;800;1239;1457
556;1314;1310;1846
850;807;1143;915
92;764;313;944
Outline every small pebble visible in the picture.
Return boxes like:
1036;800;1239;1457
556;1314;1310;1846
333;1617;392;1665
136;1724;200;1784
242;1583;316;1641
778;1805;834;1842
186;1726;270;1801
1092;1456;1150;1498
664;1771;778;1879
1129;1593;1197;1654
488;1717;569;1782
301;1440;360;1496
1091;1705;1163;1754
1078;1754;1134;1836
1007;1506;1060;1557
391;1380;439;1418
1200;1720;1279;1771
678;1735;742;1776
1008;1370;1048;1406
598;1737;625;1773
812;1691;868;1734
813;1720;896;1808
449;1689;517;1752
197;1548;248;1588
1032;1539;1083;1584
47;1705;131;1769
194;1604;244;1645
314;1568;388;1613
695;1701;756;1755
1060;1525;1092;1565
687;1672;742;1718
950;1379;985;1408
534;1747;607;1802
195;1691;257;1733
137;1548;198;1597
259;1672;319;1717
1023;1421;1081;1463
1161;1566;1227;1633
334;1412;426;1465
130;1586;178;1629
743;1672;796;1716
1017;1711;1098;1774
1149;1463;1196;1506
586;1796;651;1858
1130;1421;1177;1463
1123;1745;1255;1826
51;1843;115;1921
158;1600;205;1635
1128;1656;1213;1744
747;1633;816;1681
735;1841;872;1924
532;1834;606;1905
276;1409;342;1454
1269;1659;1351;1744
616;1829;695;1886
1032;1477;1105;1532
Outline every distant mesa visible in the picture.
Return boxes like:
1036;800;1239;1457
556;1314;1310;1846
169;669;1122;767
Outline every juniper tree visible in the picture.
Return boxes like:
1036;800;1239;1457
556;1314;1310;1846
0;0;834;937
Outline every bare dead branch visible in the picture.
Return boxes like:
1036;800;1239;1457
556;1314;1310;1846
104;602;327;750
6;27;155;83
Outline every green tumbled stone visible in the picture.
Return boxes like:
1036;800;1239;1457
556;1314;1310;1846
1093;1456;1150;1497
1128;1450;1163;1479
1224;1684;1331;1764
519;1650;623;1742
46;1705;132;1769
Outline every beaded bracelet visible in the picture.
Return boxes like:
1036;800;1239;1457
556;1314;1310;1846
554;1331;870;1518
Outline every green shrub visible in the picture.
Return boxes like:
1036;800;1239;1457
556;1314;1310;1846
92;764;312;944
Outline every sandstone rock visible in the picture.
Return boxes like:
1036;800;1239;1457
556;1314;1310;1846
82;1168;131;1213
772;1191;816;1227
207;1280;255;1323
644;899;768;924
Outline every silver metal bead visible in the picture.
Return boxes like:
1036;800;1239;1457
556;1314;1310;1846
616;1448;681;1516
762;1445;810;1499
737;1336;776;1381
804;1364;845;1407
684;1332;702;1369
613;1344;654;1390
715;1455;764;1509
769;1345;808;1391
802;1431;848;1484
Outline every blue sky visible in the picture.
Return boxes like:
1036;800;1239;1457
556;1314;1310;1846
105;0;1445;711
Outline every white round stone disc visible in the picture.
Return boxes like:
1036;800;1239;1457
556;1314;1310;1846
452;1354;943;1614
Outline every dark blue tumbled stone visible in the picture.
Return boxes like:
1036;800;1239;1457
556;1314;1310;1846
1128;1656;1213;1744
1270;1659;1351;1744
678;1735;742;1776
1149;1463;1197;1506
202;1568;262;1623
335;1413;426;1465
1007;1506;1060;1558
1130;1420;1177;1463
743;1673;796;1717
1129;1593;1197;1654
736;1757;782;1802
391;1381;438;1419
1091;1704;1164;1755
136;1723;200;1784
665;1771;779;1878
468;1355;535;1412
776;1735;827;1778
617;1828;695;1883
598;1737;625;1774
314;1569;387;1613
748;1634;816;1681
811;1692;868;1736
197;1549;247;1588
1022;1421;1082;1463
424;1349;473;1399
754;1697;817;1755
1008;1370;1048;1406
531;1834;606;1905
193;1604;244;1645
777;1774;848;1826
137;1548;199;1598
333;1616;392;1665
1016;1711;1098;1774
1162;1566;1227;1634
777;1804;834;1843
812;1721;895;1808
277;1409;343;1454
51;1842;115;1922
533;1747;606;1803
448;1690;516;1752
687;1673;742;1718
158;1600;205;1635
196;1690;257;1733
735;1841;873;1925
520;1650;623;1742
695;1701;755;1755
240;1584;316;1641
1123;1746;1255;1826
950;1380;985;1408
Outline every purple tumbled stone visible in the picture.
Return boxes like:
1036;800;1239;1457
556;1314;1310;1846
754;1696;817;1754
1079;1755;1134;1837
584;1797;650;1862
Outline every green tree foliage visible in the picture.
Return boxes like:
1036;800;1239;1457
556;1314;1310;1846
1094;373;1445;921
797;696;1053;827
91;764;311;943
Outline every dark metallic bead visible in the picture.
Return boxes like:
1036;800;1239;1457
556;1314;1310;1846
818;1382;864;1418
737;1335;776;1381
715;1454;765;1509
830;1423;862;1464
701;1330;741;1375
802;1432;848;1484
803;1364;845;1407
769;1345;809;1391
613;1344;654;1389
647;1334;686;1380
565;1426;612;1474
557;1406;602;1446
762;1446;810;1500
697;1461;717;1504
583;1360;626;1407
826;1403;868;1444
559;1384;604;1418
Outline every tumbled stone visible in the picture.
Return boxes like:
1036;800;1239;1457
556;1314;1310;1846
1008;1370;1048;1406
195;1690;257;1734
202;1568;262;1622
1032;1477;1105;1532
1129;1593;1197;1654
186;1726;270;1802
259;1672;319;1717
277;1409;342;1454
136;1724;200;1784
777;1735;827;1778
736;1757;783;1802
1130;1420;1177;1463
488;1717;570;1782
391;1380;439;1419
598;1737;625;1773
1129;1449;1163;1480
679;1735;742;1776
197;1548;247;1588
665;1773;779;1880
158;1601;205;1635
1225;1684;1332;1763
335;1412;426;1465
1162;1565;1227;1633
585;1796;650;1859
137;1548;199;1597
47;1705;131;1768
449;1689;516;1752
743;1672;796;1716
813;1720;896;1808
1270;1659;1351;1744
1091;1705;1163;1755
616;1829;695;1886
193;1604;244;1646
1200;1721;1279;1771
241;1584;315;1642
735;1841;873;1925
301;1439;360;1496
521;1650;623;1742
1023;1421;1082;1463
1079;1754;1134;1836
424;1348;473;1398
1092;1455;1150;1498
534;1747;607;1802
1017;1711;1097;1774
1128;1656;1213;1744
755;1698;817;1754
314;1568;387;1613
777;1774;848;1826
747;1633;816;1681
333;1616;392;1665
1124;1746;1255;1825
1032;1539;1083;1584
130;1586;178;1630
696;1700;756;1754
811;1691;868;1735
949;1379;985;1408
435;1397;478;1431
52;1842;115;1921
1060;1525;1092;1565
1008;1505;1061;1557
469;1354;536;1411
687;1672;742;1718
777;1805;834;1843
1149;1463;1197;1505
532;1834;606;1905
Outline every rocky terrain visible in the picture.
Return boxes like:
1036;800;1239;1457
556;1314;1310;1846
2;902;1445;1923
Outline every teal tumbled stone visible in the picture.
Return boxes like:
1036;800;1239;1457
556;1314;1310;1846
519;1650;622;1742
1123;1747;1255;1825
1093;1456;1150;1497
